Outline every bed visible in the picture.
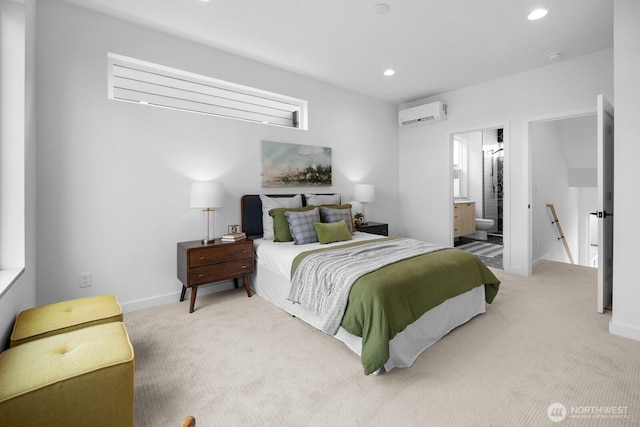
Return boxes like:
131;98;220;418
241;194;500;375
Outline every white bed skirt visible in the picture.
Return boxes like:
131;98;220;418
251;260;486;373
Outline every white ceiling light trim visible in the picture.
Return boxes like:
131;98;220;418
547;52;562;61
384;69;396;76
373;4;390;15
528;8;550;21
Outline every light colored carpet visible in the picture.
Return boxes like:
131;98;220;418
124;262;640;426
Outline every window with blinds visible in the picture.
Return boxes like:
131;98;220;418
107;53;307;130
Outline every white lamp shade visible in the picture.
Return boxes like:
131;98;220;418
189;182;224;208
353;184;375;203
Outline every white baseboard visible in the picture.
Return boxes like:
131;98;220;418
504;265;528;276
609;320;640;342
120;280;236;313
532;255;548;269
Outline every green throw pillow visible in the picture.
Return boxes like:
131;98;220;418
269;205;316;242
314;220;353;244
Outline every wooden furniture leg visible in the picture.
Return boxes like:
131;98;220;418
243;276;252;297
180;285;187;302
181;416;196;427
189;286;198;313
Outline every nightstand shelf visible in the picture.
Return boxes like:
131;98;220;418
177;239;253;313
356;221;388;236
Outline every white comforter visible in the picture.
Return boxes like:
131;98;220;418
253;231;384;279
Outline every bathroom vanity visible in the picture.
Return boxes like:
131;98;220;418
454;201;476;238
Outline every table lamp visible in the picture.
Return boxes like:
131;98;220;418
189;182;224;244
353;184;375;224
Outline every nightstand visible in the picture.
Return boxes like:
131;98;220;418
177;239;254;313
356;221;389;236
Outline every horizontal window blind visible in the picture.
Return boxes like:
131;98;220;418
107;53;307;129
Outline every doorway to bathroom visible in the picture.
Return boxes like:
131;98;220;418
452;127;505;269
481;129;504;240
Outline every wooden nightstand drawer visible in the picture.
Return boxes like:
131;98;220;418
177;239;254;313
190;258;254;285
189;242;252;266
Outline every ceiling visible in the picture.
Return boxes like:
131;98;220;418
63;0;613;105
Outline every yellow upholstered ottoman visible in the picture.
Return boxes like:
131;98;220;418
0;322;135;427
10;294;122;347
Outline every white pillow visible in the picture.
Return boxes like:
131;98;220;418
260;194;303;240
304;193;341;206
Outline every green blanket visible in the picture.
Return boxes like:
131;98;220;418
292;240;500;375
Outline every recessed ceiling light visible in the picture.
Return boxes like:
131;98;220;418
383;69;395;76
373;4;390;15
528;8;550;20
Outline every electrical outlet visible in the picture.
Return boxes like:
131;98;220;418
79;272;92;288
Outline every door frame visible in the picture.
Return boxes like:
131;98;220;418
524;107;596;275
449;121;510;268
597;94;614;313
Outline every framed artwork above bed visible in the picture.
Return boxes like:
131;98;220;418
261;140;332;187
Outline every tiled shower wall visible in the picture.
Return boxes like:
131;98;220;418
482;129;504;234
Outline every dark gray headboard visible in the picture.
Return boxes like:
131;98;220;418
240;194;338;238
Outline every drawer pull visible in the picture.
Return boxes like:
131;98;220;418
198;256;205;260
241;249;247;253
241;265;247;269
198;273;205;277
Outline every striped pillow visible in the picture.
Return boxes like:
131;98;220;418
285;208;320;245
321;205;354;234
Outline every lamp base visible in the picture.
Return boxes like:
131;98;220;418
201;208;216;245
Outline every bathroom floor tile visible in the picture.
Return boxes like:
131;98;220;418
454;235;503;270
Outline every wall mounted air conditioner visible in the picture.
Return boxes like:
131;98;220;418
398;101;447;126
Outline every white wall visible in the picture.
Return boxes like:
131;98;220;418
578;187;598;266
0;0;37;348
531;120;578;266
35;0;399;311
559;116;597;170
467;131;483;216
611;0;640;341
530;116;598;268
399;48;613;276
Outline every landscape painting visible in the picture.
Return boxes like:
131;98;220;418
261;141;332;187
